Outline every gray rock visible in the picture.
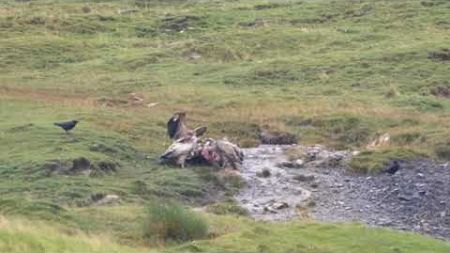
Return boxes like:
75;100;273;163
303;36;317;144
293;174;315;182
257;168;271;178
96;194;120;205
274;202;289;210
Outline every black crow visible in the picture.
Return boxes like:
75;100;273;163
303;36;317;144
54;120;79;133
385;160;400;175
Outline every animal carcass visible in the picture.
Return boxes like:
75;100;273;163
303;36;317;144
160;133;201;168
201;138;244;171
161;112;244;171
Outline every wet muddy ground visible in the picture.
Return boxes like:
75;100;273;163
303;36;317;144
236;145;450;239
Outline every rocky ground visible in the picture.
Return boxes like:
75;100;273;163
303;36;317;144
236;145;450;239
236;145;312;221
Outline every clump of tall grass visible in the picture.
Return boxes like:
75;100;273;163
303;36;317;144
143;201;208;244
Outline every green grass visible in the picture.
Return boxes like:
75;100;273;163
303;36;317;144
1;0;450;251
0;215;138;253
2;212;449;253
175;215;450;253
144;201;208;243
349;148;426;173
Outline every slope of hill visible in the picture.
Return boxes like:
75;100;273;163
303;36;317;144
0;0;449;252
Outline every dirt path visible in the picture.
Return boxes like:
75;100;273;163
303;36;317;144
236;145;450;239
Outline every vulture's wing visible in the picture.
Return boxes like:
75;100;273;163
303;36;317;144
167;115;179;139
194;126;207;137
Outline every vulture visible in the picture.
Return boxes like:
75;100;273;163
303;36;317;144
162;112;244;170
167;112;207;140
160;133;199;168
201;137;244;171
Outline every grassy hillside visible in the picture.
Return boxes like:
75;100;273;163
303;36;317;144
0;215;139;253
2;210;449;253
179;215;450;253
0;0;449;252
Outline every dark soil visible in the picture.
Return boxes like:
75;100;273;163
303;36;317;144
428;49;450;62
43;157;117;176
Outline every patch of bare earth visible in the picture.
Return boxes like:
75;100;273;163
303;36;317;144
236;145;450;239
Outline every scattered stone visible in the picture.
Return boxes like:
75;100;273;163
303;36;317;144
188;51;202;61
259;130;297;145
294;159;304;167
307;201;316;207
398;195;412;201
367;133;390;150
418;190;426;196
293;174;315;182
274;202;289;210
95;194;120;205
118;9;139;14
279;161;303;169
377;218;393;226
129;92;144;105
352;150;361;156
257;168;271;178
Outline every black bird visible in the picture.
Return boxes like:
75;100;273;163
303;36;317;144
54;120;79;133
385;160;400;175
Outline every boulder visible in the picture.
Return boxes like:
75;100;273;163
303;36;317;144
259;130;297;145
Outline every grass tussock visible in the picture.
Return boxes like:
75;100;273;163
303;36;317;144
205;200;249;216
143;201;208;244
